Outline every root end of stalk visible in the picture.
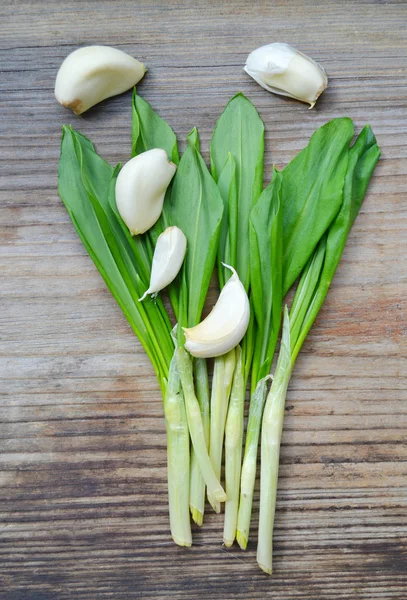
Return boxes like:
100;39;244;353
210;501;221;514
223;538;234;547
190;506;204;526
258;562;272;575
217;490;227;504
208;494;223;513
236;531;248;550
172;535;192;548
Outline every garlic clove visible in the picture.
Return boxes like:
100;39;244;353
183;264;250;358
244;43;327;108
116;149;177;235
139;226;187;301
55;45;146;114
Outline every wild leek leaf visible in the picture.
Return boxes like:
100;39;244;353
210;93;264;291
132;88;180;164
216;153;238;288
58;126;173;388
249;168;283;387
257;124;380;575
79;134;152;289
168;128;224;328
290;124;381;361
131;89;181;313
281;117;354;294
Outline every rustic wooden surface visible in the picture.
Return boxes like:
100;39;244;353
1;0;406;598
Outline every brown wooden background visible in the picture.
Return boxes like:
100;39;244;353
1;1;406;598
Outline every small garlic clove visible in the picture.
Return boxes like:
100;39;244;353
139;226;187;301
244;43;327;108
116;149;177;235
183;264;250;358
55;45;146;114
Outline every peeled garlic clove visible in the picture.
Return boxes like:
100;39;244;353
244;43;327;108
55;45;146;114
139;226;187;301
183;264;250;358
116;149;176;235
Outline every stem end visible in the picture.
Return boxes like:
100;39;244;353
236;530;248;550
172;534;192;548
190;506;204;526
208;497;221;514
258;562;272;575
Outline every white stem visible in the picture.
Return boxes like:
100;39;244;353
208;349;236;512
257;309;292;574
189;358;210;525
223;346;245;546
163;355;192;546
176;348;226;506
236;376;270;549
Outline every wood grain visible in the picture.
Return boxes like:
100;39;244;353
1;0;406;598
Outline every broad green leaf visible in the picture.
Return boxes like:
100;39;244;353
74;133;151;289
132;88;180;164
210;93;264;291
289;234;326;350
58;126;173;386
167;128;224;328
281;117;354;294
249;169;283;387
216;153;238;288
131;89;181;315
74;132;173;359
290;125;381;361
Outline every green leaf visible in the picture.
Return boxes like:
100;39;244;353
216;152;238;288
167;128;224;328
106;165;153;288
289;234;327;351
249;169;283;388
58;126;174;387
132;88;180;164
131;89;181;315
281;117;354;295
210;93;264;291
290;125;381;362
75;132;173;359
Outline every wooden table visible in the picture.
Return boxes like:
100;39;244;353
1;1;406;598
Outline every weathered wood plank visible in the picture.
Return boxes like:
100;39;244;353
1;0;406;598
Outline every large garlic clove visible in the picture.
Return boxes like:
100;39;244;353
244;43;327;108
183;265;250;358
55;45;146;114
116;149;177;235
139;226;187;301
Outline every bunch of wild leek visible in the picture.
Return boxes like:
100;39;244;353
58;89;379;573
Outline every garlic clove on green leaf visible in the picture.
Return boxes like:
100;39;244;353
116;149;177;235
139;226;187;301
183;264;250;358
244;43;327;108
55;45;146;114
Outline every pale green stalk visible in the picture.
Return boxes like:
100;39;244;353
176;347;226;506
257;309;292;574
223;346;245;546
208;348;236;512
236;375;270;549
189;358;210;525
163;354;192;547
